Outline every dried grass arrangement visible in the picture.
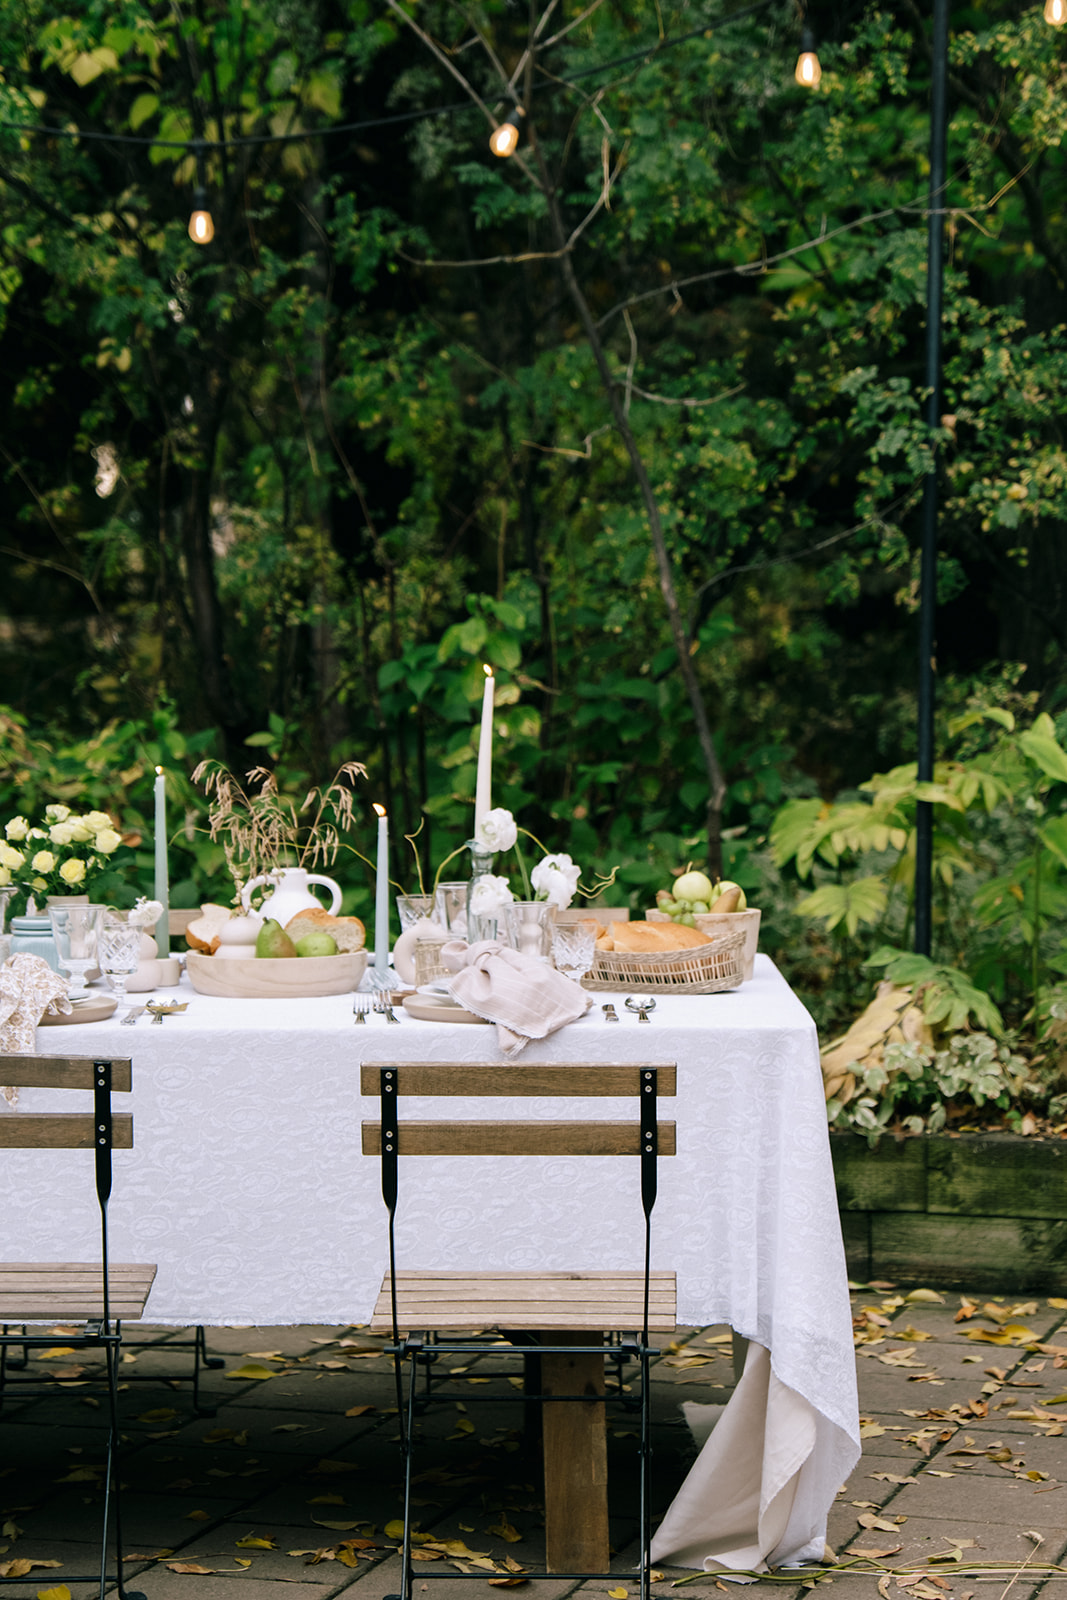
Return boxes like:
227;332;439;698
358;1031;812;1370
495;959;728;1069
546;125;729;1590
193;760;368;894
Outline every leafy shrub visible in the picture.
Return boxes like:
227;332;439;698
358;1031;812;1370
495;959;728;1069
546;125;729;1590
829;1031;1033;1141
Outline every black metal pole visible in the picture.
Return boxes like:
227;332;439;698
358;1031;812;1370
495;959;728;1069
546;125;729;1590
914;0;949;957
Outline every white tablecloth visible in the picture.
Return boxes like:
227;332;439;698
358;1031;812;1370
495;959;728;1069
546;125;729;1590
5;953;859;1569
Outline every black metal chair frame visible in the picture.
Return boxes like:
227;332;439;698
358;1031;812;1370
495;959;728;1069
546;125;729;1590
369;1061;671;1600
0;1057;148;1600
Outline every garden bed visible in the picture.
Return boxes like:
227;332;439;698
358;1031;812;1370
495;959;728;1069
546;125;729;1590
832;1130;1067;1293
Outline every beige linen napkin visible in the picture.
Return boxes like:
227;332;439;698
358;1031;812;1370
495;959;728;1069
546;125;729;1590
440;938;592;1055
0;954;71;1104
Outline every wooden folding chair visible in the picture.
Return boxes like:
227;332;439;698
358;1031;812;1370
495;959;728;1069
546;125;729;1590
361;1059;677;1600
0;1055;156;1600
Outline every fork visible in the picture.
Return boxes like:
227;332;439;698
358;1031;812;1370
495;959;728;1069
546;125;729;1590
353;994;371;1025
374;991;401;1024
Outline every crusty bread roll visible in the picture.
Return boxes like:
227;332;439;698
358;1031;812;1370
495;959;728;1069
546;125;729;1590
285;907;366;952
185;903;234;955
611;919;708;953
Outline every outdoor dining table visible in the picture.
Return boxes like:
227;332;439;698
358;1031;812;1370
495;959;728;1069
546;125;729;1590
7;952;860;1573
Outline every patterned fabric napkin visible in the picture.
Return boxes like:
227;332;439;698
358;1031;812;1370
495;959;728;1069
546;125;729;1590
0;954;71;1104
440;938;592;1055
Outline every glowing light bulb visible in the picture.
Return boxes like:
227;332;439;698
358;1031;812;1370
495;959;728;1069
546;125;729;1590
1045;0;1066;25
188;187;214;243
795;28;822;87
489;106;524;158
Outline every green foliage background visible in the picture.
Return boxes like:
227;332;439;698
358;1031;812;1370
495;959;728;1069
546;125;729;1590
1;0;1066;1036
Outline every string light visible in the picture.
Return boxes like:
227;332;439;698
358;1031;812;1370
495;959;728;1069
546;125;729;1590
188;186;214;243
489;106;525;158
1045;0;1066;24
795;27;822;88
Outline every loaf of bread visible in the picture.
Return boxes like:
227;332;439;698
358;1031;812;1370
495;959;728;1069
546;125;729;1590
284;907;366;952
598;919;709;954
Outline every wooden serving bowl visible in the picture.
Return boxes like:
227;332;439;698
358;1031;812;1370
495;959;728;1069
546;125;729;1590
186;949;367;998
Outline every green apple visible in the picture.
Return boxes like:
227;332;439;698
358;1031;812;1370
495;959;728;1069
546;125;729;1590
674;869;714;903
295;931;338;958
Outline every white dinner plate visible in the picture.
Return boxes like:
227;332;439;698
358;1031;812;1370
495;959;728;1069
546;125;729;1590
416;982;460;1005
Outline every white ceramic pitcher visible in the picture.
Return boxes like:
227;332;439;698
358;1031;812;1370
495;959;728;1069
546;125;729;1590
240;865;342;924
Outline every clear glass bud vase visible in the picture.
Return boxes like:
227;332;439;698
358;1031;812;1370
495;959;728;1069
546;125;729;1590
465;841;499;943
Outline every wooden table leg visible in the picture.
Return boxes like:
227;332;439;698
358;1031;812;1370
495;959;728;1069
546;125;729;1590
540;1332;608;1571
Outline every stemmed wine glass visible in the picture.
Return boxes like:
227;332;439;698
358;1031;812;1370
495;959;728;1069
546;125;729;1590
97;917;143;1013
48;903;104;1000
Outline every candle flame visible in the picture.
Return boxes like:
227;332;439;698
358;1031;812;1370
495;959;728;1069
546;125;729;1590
373;803;387;817
155;765;163;775
483;663;493;678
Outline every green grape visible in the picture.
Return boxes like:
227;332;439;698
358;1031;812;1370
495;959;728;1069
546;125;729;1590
690;900;709;914
681;912;695;926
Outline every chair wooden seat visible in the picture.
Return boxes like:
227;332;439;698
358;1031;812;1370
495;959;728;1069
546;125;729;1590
0;1262;157;1323
370;1268;677;1333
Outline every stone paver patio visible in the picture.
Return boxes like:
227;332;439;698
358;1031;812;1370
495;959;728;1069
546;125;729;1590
2;1286;1065;1599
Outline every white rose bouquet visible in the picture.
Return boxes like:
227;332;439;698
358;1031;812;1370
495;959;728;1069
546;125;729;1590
2;803;128;900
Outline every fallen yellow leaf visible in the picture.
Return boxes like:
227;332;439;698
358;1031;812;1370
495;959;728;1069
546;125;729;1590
37;1587;71;1600
486;1518;522;1543
609;1589;629;1597
225;1363;278;1381
235;1535;276;1549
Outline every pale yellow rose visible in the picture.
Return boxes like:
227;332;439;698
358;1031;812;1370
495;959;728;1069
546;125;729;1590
84;811;113;833
27;827;47;841
59;857;87;886
0;866;9;886
4;817;28;841
31;849;57;873
49;821;76;846
68;821;93;842
30;876;47;891
94;828;122;854
45;803;71;823
0;842;24;869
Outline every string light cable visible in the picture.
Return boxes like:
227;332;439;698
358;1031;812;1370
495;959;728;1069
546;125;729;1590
0;0;781;158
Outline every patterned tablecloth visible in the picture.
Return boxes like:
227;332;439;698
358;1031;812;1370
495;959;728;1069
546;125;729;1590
8;952;860;1570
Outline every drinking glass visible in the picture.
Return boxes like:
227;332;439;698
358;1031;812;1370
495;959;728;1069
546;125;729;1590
433;882;469;939
48;903;104;1000
98;919;143;1011
396;893;436;932
550;919;598;982
503;901;554;961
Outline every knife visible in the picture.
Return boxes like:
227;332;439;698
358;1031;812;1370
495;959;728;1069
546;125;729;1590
119;1005;148;1026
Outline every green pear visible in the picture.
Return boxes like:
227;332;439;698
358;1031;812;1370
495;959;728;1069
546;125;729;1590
295;931;338;958
255;918;297;959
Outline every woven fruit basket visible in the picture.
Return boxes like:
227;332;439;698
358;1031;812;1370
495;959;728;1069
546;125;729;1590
582;926;747;994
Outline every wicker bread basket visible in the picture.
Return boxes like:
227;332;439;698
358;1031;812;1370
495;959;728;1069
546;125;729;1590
582;926;747;993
